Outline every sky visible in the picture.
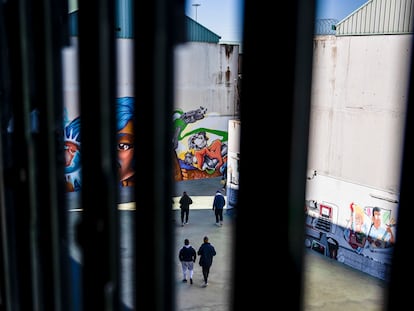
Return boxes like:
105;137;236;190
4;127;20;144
68;0;369;43
315;0;369;21
185;0;245;43
185;0;369;43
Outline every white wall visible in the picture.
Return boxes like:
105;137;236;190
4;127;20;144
174;42;240;116
308;34;412;193
62;37;134;121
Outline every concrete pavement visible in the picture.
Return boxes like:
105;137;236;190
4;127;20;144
172;177;388;311
173;209;235;311
173;176;234;311
67;176;387;310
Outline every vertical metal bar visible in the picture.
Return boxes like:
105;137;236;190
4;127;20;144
77;0;120;310
0;3;14;310
2;0;40;309
133;1;185;310
233;1;313;310
386;31;414;310
0;0;70;310
31;0;70;310
290;2;316;309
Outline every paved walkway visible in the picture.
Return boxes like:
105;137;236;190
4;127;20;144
173;209;234;311
172;177;388;311
68;176;387;310
173;176;225;197
173;177;234;311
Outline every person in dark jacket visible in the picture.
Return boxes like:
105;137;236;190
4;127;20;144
179;191;193;226
212;190;226;226
178;238;197;284
197;236;216;287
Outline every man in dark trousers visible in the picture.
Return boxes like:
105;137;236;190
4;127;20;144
212;190;226;226
197;236;216;287
179;191;193;226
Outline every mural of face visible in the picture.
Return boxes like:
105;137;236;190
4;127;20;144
354;211;364;232
117;119;135;187
116;96;135;187
372;209;382;229
189;132;208;150
65;141;81;173
64;116;81;192
64;140;82;192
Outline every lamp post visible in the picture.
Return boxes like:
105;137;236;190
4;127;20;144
192;3;201;22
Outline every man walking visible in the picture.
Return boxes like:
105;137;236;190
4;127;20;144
178;238;197;284
179;191;193;226
197;236;216;287
212;190;226;226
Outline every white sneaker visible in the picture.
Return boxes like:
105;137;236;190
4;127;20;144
215;222;220;226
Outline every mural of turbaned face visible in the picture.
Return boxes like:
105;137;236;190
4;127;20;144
64;96;136;192
116;96;135;187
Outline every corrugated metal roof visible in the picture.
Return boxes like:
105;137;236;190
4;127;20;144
336;0;414;36
185;16;221;43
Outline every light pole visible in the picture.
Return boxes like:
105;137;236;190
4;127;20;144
192;3;200;22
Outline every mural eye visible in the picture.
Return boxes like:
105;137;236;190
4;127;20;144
118;143;134;151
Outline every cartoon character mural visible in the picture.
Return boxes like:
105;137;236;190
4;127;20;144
64;96;135;192
172;106;228;181
343;203;396;252
304;199;397;281
343;203;371;253
187;131;227;171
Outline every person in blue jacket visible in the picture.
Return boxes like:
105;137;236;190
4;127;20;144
212;190;226;226
197;236;216;287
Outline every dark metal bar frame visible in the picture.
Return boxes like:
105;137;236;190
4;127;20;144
1;0;412;310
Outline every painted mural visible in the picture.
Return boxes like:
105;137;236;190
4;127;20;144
64;115;82;192
116;97;136;187
172;106;228;181
64;96;135;192
304;173;398;281
64;101;229;189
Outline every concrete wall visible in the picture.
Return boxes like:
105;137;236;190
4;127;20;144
174;42;240;116
172;42;240;181
308;34;412;194
63;39;241;184
63;38;134;121
304;34;412;280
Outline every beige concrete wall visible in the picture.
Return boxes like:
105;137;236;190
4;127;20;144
173;42;240;116
171;42;240;181
308;34;412;193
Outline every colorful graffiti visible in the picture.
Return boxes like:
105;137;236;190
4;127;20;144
116;97;135;187
343;203;395;251
64;96;135;192
64;116;82;192
172;107;228;181
304;200;397;281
